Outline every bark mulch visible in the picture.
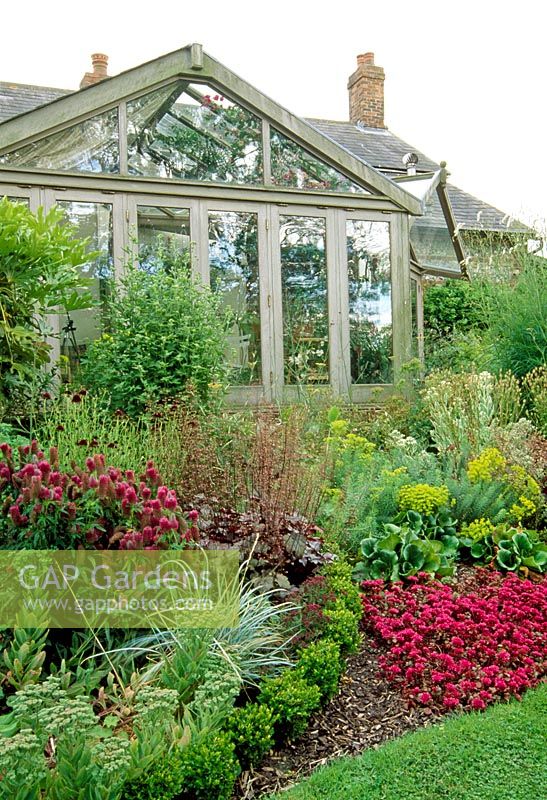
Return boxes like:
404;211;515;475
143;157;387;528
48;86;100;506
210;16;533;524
234;637;439;799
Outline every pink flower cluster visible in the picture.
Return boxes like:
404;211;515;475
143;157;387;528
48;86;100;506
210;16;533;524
361;569;547;712
0;440;199;550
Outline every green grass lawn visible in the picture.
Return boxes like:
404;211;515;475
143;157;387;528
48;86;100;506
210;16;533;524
269;683;547;800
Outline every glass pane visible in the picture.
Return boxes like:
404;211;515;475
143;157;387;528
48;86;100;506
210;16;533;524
347;220;392;384
0;110;119;173
410;191;460;274
56;202;113;368
3;195;29;207
137;206;191;273
209;211;261;385
127;82;263;184
280;215;328;384
395;173;438;202
271;129;368;194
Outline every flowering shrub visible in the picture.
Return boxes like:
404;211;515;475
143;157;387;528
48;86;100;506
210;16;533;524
461;518;496;541
0;440;197;549
361;569;547;712
397;483;450;515
467;448;507;482
467;447;541;524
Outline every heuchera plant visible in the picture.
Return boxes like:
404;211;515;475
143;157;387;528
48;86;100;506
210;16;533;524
361;569;546;712
0;440;199;550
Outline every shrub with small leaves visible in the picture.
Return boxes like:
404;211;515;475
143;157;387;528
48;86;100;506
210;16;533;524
81;263;231;416
174;733;240;800
226;702;275;769
297;639;343;701
323;559;363;620
324;600;361;654
259;670;321;741
121;750;185;800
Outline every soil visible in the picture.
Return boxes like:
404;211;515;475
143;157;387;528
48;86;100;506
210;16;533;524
234;636;439;799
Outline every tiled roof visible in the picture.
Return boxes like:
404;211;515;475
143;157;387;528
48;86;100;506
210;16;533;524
306;119;522;232
0;82;521;232
0;82;72;124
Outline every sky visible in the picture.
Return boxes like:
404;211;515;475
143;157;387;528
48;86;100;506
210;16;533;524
2;0;545;227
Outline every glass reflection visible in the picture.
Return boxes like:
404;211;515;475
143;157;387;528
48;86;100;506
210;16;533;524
56;202;113;366
4;196;30;207
347;220;392;383
271;129;367;194
128;83;262;184
410;191;460;274
280;215;328;384
137;206;191;273
209;211;261;385
0;110;119;173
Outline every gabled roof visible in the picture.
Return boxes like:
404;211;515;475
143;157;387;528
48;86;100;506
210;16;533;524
0;45;423;215
0;47;523;232
307;119;523;233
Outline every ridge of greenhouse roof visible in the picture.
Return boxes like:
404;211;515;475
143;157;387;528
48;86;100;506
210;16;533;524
0;52;525;232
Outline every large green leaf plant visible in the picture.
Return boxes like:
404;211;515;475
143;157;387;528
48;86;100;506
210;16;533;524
0;198;93;410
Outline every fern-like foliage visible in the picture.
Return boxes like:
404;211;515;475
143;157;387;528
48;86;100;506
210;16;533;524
447;477;510;526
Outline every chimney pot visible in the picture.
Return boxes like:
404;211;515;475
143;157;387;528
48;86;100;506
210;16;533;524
80;53;109;89
91;53;108;77
357;52;375;66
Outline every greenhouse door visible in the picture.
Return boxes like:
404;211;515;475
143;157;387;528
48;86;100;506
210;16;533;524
127;196;272;403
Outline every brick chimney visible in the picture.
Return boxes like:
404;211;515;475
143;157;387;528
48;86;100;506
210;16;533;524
348;52;386;129
80;54;109;89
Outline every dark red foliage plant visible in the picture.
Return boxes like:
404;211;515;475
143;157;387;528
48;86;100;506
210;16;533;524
361;569;547;712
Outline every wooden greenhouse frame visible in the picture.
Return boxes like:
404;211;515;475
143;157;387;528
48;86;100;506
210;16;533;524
0;43;464;404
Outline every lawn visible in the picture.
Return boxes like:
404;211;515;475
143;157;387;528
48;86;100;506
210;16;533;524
269;682;547;800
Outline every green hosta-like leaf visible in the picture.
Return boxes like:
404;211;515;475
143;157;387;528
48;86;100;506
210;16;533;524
496;548;521;571
532;546;547;567
383;523;403;536
470;540;491;560
359;538;378;558
521;545;547;573
405;511;423;532
422;551;442;575
440;535;460;556
401;542;426;570
377;532;401;552
512;532;534;557
436;558;456;577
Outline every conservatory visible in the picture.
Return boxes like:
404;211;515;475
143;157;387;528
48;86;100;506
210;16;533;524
0;44;464;403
